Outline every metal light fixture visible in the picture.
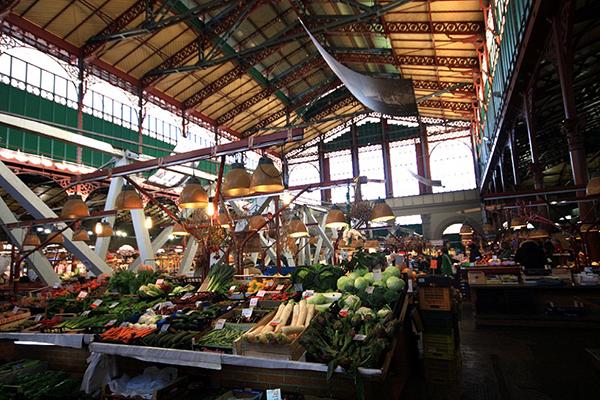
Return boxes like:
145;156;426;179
288;217;309;238
115;185;143;210
586;176;600;197
47;229;64;245
371;199;395;222
145;217;153;229
95;221;113;237
528;228;550;239
179;177;208;209
22;232;41;247
72;228;90;242
459;225;473;236
325;207;348;229
250;156;284;194
206;200;215;217
172;222;189;236
510;217;526;230
61;195;89;219
222;162;251;198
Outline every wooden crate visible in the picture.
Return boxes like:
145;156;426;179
467;271;486;285
0;311;31;327
419;287;453;311
233;311;306;360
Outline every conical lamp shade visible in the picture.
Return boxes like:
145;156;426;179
528;228;550;239
115;185;143;210
72;228;90;242
510;217;526;230
172;223;189;236
364;240;379;249
223;163;251;198
250;157;284;194
371;199;395;222
325;208;347;229
587;176;600;197
248;215;266;231
47;231;64;245
23;232;41;247
288;217;308;238
61;195;89;219
95;222;113;237
179;178;208;209
459;225;473;236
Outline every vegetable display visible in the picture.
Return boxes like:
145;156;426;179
108;269;159;295
242;300;315;344
195;325;249;350
139;331;199;349
292;264;344;292
204;263;235;293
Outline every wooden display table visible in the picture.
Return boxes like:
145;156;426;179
470;284;600;328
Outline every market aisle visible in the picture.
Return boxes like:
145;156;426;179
408;303;600;400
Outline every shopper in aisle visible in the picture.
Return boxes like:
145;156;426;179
514;239;547;270
439;246;454;276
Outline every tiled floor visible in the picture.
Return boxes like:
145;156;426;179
407;303;600;400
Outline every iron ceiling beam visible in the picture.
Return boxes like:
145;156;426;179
71;128;304;184
333;50;479;68
86;0;226;44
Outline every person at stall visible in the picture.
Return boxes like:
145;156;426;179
439;246;454;276
468;241;482;262
498;241;513;259
514;239;547;270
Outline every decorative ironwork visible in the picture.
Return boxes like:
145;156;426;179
419;100;473;112
335;52;479;68
413;80;475;93
216;88;274;126
312;96;361;121
82;0;147;57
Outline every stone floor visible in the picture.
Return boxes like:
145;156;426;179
406;303;600;400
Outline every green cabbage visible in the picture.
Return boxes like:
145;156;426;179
306;293;328;305
386;276;404;292
355;267;368;277
347;272;360;281
363;272;374;284
315;303;333;313
354;277;368;291
384;266;401;278
337;276;354;291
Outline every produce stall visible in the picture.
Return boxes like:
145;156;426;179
0;255;414;400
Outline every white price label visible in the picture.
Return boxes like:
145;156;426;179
293;283;303;291
109;302;119;309
276;284;284;291
180;292;193;300
365;286;375;294
373;269;382;282
241;308;253;318
229;285;237;292
12;306;19;314
408;278;413;293
353;334;367;341
195;301;203;308
52;283;60;289
302;290;315;299
160;323;170;333
34;314;43;322
104;319;117;327
155;278;164;285
256;290;266;298
81;310;91;317
266;388;282;400
249;297;259;308
90;299;103;309
243;268;250;276
76;291;88;300
215;319;226;330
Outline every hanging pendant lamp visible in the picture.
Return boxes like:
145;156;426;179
72;228;90;242
325;207;348;229
248;215;266;231
179;177;208;209
288;217;309;238
586;176;600;197
47;229;64;245
22;232;41;247
223;162;252;198
510;217;526;230
250;157;284;194
172;222;189;236
115;185;144;211
95;221;113;237
61;195;89;219
371;199;395;222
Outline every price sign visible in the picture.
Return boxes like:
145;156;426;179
266;389;282;400
249;297;259;308
429;259;438;270
160;323;170;333
275;284;284;291
241;308;253;318
373;269;383;282
90;299;103;309
408;278;413;293
195;301;203;308
76;291;88;300
214;319;226;330
229;285;237;292
243;268;250;276
34;314;43;322
109;302;119;309
104;319;117;327
302;290;315;299
12;306;19;314
155;278;164;285
269;319;280;327
339;308;349;318
81;310;91;317
353;334;367;341
293;283;303;292
256;290;266;298
180;292;193;300
52;283;60;289
365;286;375;294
